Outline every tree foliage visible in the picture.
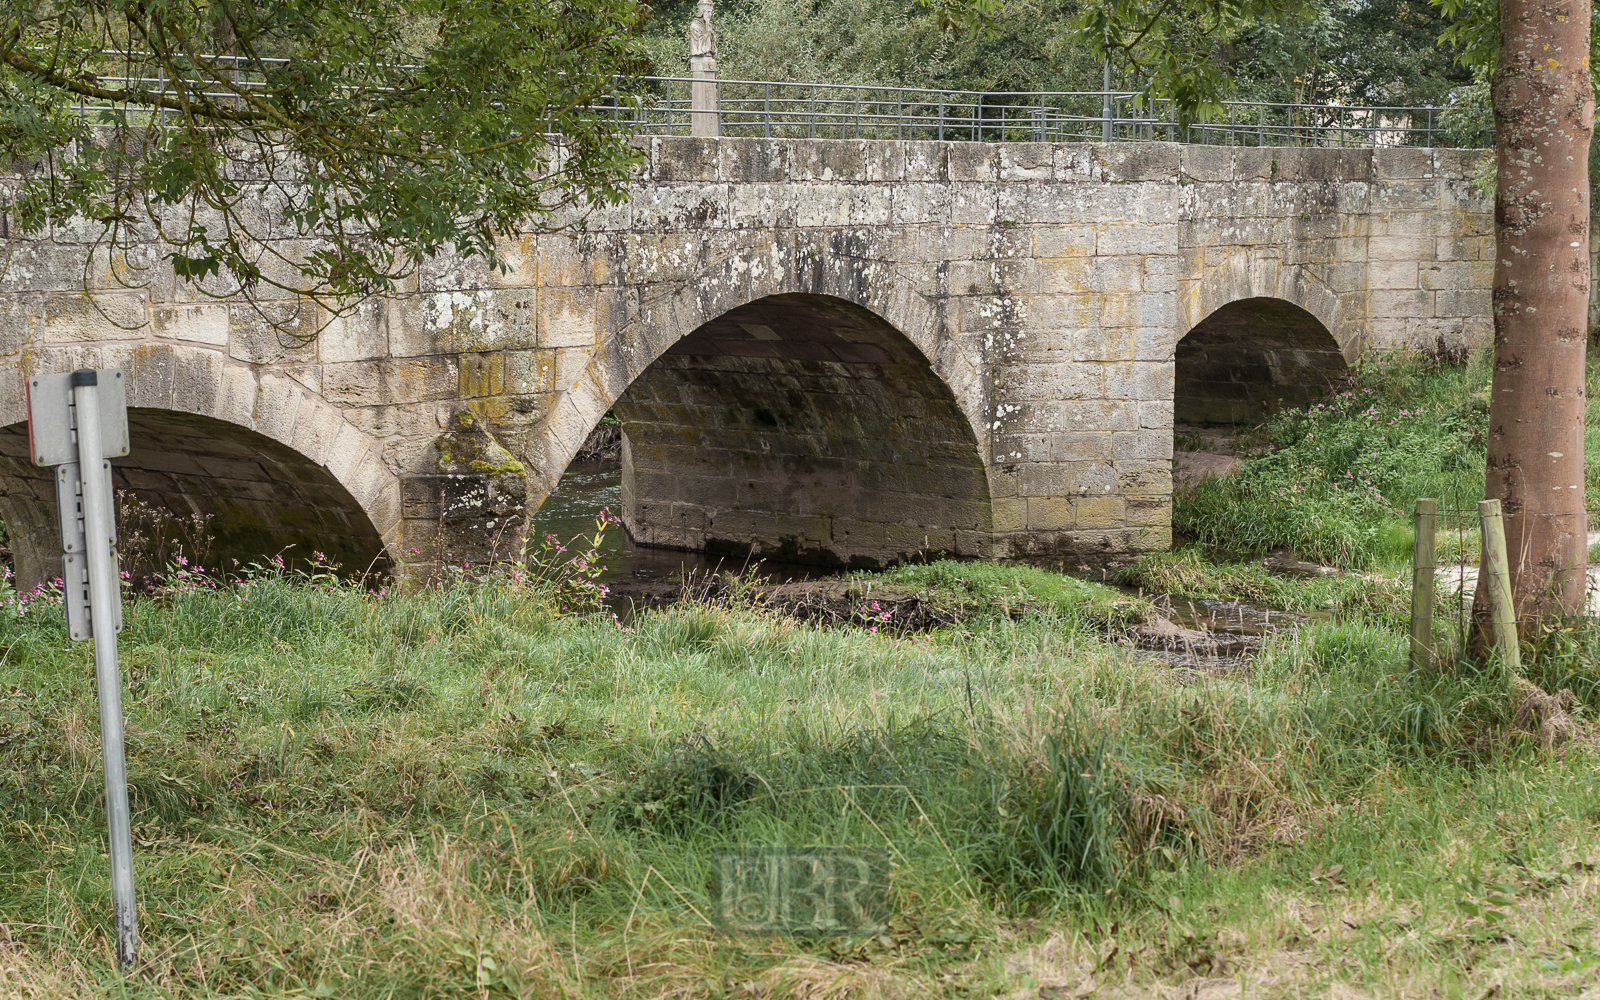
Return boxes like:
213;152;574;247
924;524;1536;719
1227;0;1470;107
638;0;1474;116
0;1;651;327
1069;0;1314;116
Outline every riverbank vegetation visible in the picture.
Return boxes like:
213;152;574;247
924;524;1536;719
6;348;1600;998
5;561;1600;999
1169;349;1600;570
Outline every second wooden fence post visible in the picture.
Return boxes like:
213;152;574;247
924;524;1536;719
1478;498;1521;673
1409;498;1436;670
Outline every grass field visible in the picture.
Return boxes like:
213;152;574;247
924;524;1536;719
5;350;1600;998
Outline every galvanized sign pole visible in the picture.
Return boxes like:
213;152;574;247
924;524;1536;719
25;368;137;969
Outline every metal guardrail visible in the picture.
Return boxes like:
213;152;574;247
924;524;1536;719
66;56;1448;148
595;78;1446;147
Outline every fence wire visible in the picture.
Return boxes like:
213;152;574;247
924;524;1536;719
1411;504;1596;670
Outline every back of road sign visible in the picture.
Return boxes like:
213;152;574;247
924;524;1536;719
25;371;128;641
54;460;122;640
25;370;130;467
24;367;139;967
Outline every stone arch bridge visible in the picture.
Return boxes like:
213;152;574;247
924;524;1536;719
0;138;1496;586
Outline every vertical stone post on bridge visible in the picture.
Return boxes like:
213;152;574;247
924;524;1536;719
688;0;719;137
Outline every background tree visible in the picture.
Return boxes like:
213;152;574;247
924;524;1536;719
0;0;651;331
635;0;1470;107
1226;0;1470;107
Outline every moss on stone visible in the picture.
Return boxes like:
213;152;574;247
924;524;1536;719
469;455;525;477
434;408;526;480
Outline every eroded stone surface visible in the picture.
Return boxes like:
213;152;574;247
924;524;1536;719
0;139;1517;584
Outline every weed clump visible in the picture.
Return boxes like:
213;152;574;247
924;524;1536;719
980;730;1127;899
608;736;758;832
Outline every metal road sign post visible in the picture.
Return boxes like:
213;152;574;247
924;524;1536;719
25;368;137;969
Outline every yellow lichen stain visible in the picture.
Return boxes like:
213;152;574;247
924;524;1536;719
130;343;173;364
505;232;535;267
457;352;504;398
1547;58;1561;70
470;398;528;426
395;359;440;399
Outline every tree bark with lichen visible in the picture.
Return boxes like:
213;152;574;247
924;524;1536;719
1473;0;1592;640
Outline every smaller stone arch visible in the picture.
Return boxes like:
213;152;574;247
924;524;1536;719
1174;296;1349;425
0;344;400;587
1181;253;1351;357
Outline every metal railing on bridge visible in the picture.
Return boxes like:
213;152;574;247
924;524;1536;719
69;56;1449;148
593;78;1447;147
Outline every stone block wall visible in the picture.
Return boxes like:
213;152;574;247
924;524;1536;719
0;137;1500;584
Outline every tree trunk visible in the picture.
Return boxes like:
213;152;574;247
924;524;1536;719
1474;0;1592;641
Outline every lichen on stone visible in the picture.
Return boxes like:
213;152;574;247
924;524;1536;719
435;409;526;479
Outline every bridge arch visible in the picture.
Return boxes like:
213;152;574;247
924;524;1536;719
1173;254;1353;425
1181;254;1350;353
1174;296;1349;425
527;244;997;568
533;237;988;487
0;344;400;588
614;293;993;567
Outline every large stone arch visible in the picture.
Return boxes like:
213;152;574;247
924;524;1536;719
613;292;994;567
0;344;401;587
512;232;992;563
531;233;989;492
517;237;997;567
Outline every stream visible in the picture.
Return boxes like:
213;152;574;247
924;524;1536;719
533;459;1322;664
1135;596;1329;670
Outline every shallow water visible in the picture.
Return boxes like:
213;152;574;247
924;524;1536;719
535;460;1326;658
1164;596;1325;637
1135;596;1328;672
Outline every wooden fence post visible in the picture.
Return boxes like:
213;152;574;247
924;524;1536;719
1478;499;1521;672
1409;498;1436;670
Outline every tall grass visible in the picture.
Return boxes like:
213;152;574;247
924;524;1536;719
1175;350;1495;567
6;564;1600;997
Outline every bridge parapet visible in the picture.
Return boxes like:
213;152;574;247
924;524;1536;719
0;137;1503;584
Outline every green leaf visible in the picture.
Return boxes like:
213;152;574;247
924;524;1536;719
167;253;222;282
2;0;652;334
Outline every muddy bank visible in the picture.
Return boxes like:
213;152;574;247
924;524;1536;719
608;573;1319;670
608;577;983;632
1172;423;1245;488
